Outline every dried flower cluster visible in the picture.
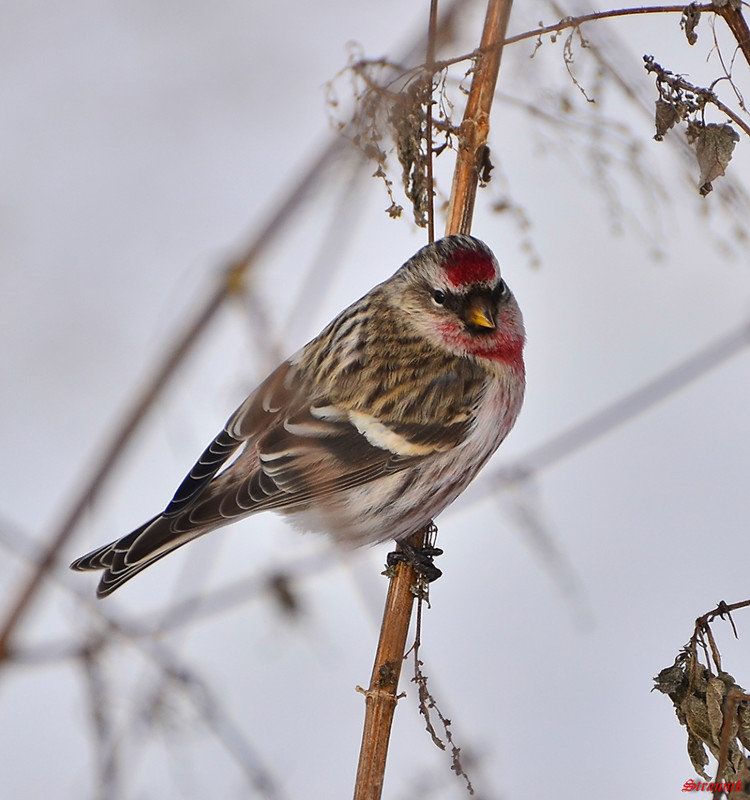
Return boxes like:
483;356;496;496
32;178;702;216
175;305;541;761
326;49;458;225
654;601;750;788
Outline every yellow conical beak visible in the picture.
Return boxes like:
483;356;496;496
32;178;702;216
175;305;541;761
465;300;496;330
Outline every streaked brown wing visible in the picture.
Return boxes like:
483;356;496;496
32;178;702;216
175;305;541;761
175;404;422;525
181;352;486;522
162;359;298;517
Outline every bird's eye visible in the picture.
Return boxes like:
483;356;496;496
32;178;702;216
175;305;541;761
493;279;508;301
432;289;446;306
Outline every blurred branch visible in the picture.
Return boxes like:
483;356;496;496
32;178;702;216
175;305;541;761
279;162;369;348
0;517;336;662
0;140;346;665
485;317;750;490
80;642;119;800
163;663;290;800
0;516;288;797
500;478;593;624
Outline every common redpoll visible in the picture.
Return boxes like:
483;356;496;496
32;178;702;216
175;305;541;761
71;235;526;596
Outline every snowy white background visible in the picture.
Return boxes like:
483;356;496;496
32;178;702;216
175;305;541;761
2;2;750;798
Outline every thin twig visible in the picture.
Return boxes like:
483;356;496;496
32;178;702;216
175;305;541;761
411;598;475;794
709;13;748;113
696;599;750;631
434;5;713;71
426;0;439;243
504;4;712;47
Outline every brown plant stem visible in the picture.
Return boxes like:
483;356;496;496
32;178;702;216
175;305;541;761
354;3;513;799
504;4;711;47
352;529;429;800
435;5;711;71
714;688;750;798
352;11;446;798
716;3;750;70
438;3;750;106
445;0;513;235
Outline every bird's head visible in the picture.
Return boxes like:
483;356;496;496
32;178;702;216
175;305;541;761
392;235;525;367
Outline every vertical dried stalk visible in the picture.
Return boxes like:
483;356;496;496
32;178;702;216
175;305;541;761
353;528;428;800
353;2;514;799
445;0;513;237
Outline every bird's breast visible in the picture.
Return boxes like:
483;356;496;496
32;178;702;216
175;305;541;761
464;371;525;458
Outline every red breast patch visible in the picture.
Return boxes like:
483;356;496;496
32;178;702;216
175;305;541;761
443;248;496;287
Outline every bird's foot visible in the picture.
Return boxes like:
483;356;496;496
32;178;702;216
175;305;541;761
386;541;443;583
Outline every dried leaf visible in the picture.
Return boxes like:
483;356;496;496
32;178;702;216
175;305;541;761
390;76;432;227
687;731;711;779
686;121;740;195
654;100;680;141
684;693;713;742
734;758;750;797
477;144;494;186
654;654;750;782
681;4;701;45
654;663;688;696
707;677;728;740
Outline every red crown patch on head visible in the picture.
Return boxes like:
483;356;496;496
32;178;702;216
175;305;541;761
443;247;496;287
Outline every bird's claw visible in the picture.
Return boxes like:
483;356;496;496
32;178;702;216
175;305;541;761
386;542;444;583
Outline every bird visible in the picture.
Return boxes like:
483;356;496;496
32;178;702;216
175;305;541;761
71;235;526;597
